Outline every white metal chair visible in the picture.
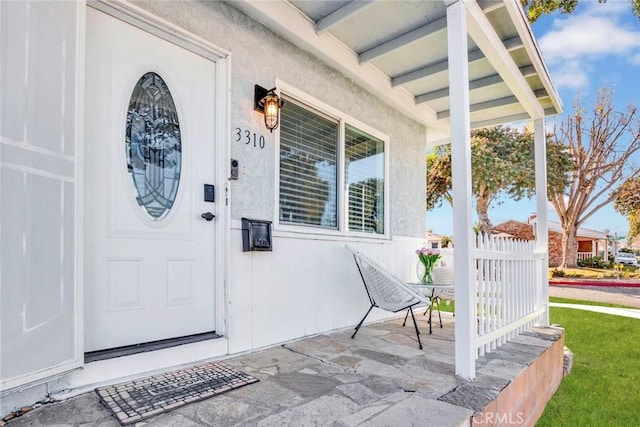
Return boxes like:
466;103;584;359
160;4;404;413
346;245;431;349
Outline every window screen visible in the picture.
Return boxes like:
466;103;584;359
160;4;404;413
279;98;338;228
345;125;385;234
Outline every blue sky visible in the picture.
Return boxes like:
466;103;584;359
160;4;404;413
426;0;640;239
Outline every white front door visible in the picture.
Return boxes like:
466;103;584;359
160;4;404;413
84;8;217;352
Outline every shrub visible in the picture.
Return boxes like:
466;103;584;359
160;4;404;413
577;256;608;269
551;268;566;277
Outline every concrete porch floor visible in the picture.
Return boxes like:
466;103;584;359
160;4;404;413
3;312;563;426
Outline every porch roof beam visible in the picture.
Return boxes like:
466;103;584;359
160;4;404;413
478;0;506;13
470;112;530;129
391;36;522;87
464;0;543;119
416;73;502;104
315;0;376;34
437;95;518;119
415;62;539;104
231;0;445;134
534;88;549;98
359;16;447;64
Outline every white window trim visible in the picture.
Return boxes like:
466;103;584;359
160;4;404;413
273;80;390;239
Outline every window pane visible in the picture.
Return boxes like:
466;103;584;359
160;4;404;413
126;72;181;221
345;125;384;234
279;98;338;228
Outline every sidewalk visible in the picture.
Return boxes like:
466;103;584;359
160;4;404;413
3;313;562;427
549;302;640;319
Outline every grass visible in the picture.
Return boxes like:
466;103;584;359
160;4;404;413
537;305;640;426
438;297;639;424
439;296;635;312
434;298;454;313
436;296;634;313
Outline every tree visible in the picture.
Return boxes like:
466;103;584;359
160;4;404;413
426;126;571;236
548;87;640;268
521;0;640;22
614;178;640;238
426;149;452;210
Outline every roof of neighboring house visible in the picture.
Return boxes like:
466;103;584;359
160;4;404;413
542;219;606;239
426;232;443;242
499;218;607;240
234;1;562;145
492;220;536;240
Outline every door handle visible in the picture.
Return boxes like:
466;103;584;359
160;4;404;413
201;212;215;221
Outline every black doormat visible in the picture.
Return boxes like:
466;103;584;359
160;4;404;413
96;361;259;425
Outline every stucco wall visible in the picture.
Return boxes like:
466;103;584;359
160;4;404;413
1;1;430;412
132;0;427;238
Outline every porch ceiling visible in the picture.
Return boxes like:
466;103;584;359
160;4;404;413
232;0;562;144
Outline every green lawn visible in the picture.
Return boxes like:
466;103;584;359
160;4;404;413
537;305;640;426
438;297;640;424
438;296;633;313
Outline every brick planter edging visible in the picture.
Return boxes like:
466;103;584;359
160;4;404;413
471;327;565;427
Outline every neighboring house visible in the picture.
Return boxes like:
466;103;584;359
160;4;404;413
627;236;640;251
493;217;607;266
426;232;444;249
1;0;562;412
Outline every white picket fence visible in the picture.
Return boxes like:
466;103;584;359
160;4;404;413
472;234;546;358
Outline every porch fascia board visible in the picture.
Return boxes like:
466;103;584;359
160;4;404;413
502;0;564;115
231;0;449;140
463;0;544;119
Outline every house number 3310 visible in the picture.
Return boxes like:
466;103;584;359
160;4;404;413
234;127;265;149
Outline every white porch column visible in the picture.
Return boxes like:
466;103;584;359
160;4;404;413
534;118;549;326
447;0;476;380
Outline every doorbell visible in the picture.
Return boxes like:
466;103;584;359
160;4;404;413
230;159;239;180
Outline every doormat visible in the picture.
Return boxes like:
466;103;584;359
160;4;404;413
96;361;259;425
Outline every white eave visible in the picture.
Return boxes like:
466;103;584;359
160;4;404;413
232;0;563;144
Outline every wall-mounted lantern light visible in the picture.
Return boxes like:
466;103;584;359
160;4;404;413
254;85;284;132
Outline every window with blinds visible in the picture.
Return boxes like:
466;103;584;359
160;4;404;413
279;98;338;228
345;125;385;234
278;93;386;235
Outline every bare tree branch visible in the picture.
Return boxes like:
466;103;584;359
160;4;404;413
548;87;640;268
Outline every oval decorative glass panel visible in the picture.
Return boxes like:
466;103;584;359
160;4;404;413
125;72;181;220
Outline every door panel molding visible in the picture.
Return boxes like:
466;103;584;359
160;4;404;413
89;0;230;61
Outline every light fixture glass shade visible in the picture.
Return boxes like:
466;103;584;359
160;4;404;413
263;94;280;132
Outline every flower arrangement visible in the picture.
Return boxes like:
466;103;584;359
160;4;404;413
416;247;441;284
